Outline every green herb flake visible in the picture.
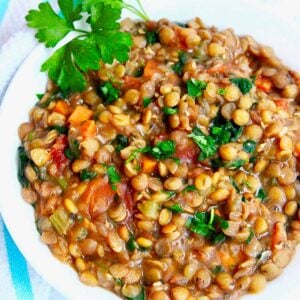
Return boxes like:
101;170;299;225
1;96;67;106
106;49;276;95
212;232;227;245
113;134;129;153
212;265;224;274
107;166;121;190
126;232;138;252
100;82;120;104
243;140;257;154
182;185;197;193
143;97;152;108
257;188;267;202
36;93;45;100
80;169;98;181
145;30;159;45
172;51;188;76
188;127;217;161
166;204;183;213
126;147;151;164
162;107;178;115
229;176;240;193
125;286;145;300
172;157;181;165
229;78;253;95
246;228;255;244
64;139;80;160
187;78;207;97
134;67;144;77
149;140;176;160
225;159;246;170
48;125;68;134
217;88;225;95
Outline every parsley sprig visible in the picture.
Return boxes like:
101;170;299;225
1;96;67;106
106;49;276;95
26;0;149;92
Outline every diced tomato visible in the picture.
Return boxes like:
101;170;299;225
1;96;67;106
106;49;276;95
274;98;289;110
256;77;273;93
144;60;162;79
175;142;199;163
155;133;169;142
295;142;300;157
123;76;143;90
50;135;68;170
79;177;116;218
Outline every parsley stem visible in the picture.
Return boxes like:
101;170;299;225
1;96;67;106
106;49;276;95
74;29;90;34
136;0;150;20
123;3;149;21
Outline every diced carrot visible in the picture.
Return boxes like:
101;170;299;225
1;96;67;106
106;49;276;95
219;250;235;268
274;98;289;110
256;77;272;93
141;156;157;174
206;64;230;75
53;100;70;116
80;120;96;138
144;60;161;79
294;142;300;156
123;76;142;90
68;105;93;125
78;177;115;218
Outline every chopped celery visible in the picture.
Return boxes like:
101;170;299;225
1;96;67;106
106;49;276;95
49;209;73;235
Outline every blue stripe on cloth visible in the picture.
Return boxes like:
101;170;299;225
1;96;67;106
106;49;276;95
3;222;34;300
0;0;9;22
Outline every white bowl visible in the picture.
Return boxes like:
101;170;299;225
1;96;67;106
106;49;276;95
0;0;299;299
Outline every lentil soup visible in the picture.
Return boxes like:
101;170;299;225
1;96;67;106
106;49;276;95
18;17;300;300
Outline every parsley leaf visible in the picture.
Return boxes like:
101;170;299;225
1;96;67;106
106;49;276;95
64;138;80;160
162;107;178;115
188;127;217;161
172;51;188;76
58;0;82;25
41;38;100;92
26;2;72;47
166;204;183;213
113;134;129;153
225;159;246;170
229;176;240;193
243;140;257;154
217;88;225;95
246;228;255;244
257;188;267;202
126;232;138;252
48;125;68;134
80;169;98;181
149;140;176;160
126;147;151;163
107;166;121;190
143;97;152;107
187;79;207;97
145;30;159;45
100;82;120;104
230;78;253;95
212;265;224;274
182;185;197;193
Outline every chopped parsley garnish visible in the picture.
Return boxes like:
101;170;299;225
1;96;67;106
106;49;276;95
172;51;188;76
100;82;120;104
126;232;138;252
217;88;225;95
257;188;267;202
188;127;217;161
166;204;183;213
246;228;255;244
212;265;224;274
172;157;181;165
243;140;257;154
230;77;253;95
134;67;144;77
80;169;98;181
162;107;178;115
36;93;45;100
149;140;176;160
64;138;80;160
125;286;145;300
186;209;229;244
187;79;207;97
225;159;246;170
107;166;121;190
126;147;151;163
26;0;149;92
48;125;68;134
145;30;159;45
113;134;129;153
143;97;152;108
229;176;240;193
182;185;197;193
